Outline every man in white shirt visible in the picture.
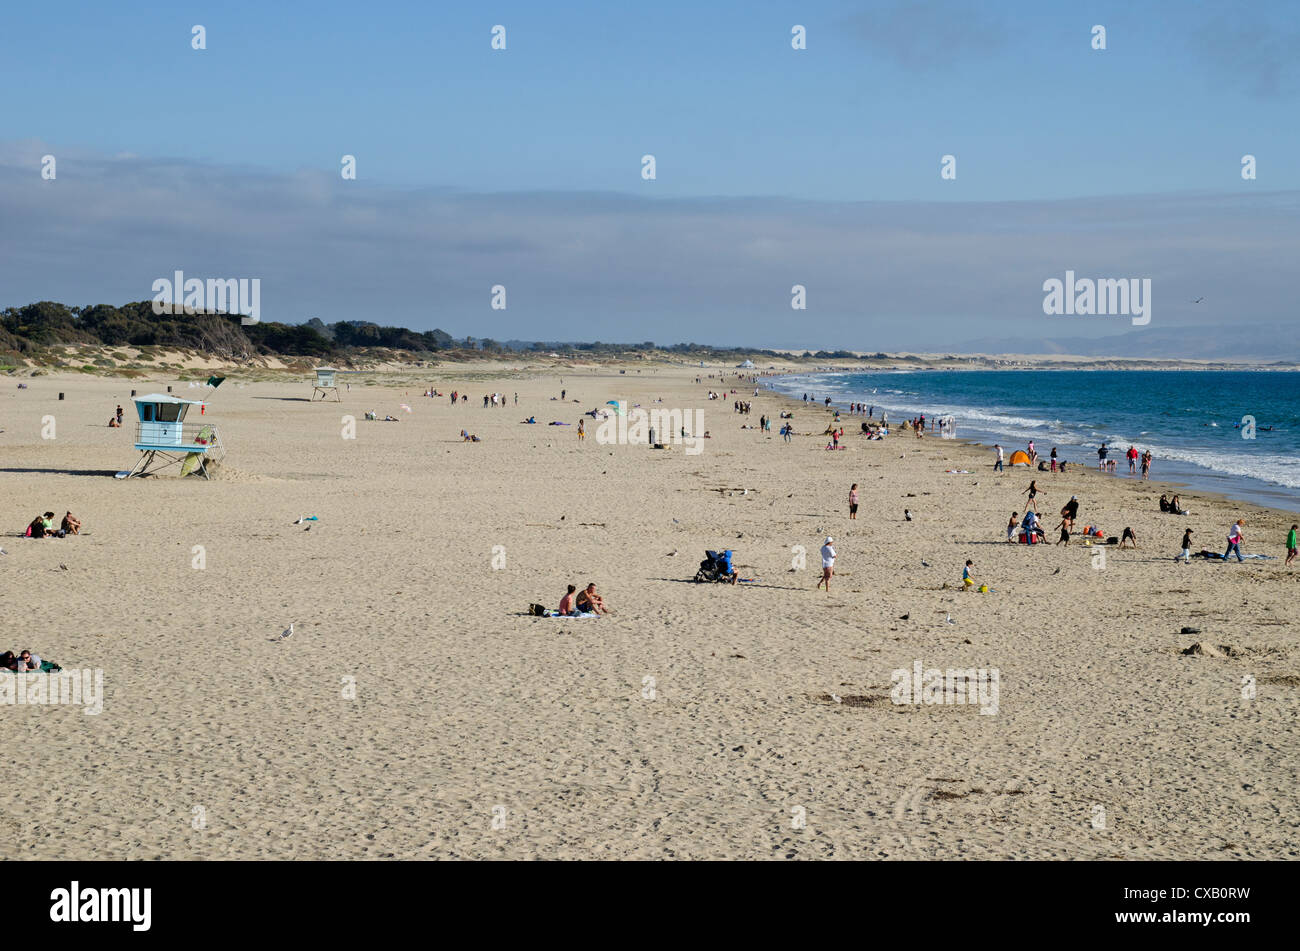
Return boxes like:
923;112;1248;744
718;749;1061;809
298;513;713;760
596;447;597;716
993;444;1004;471
817;536;836;592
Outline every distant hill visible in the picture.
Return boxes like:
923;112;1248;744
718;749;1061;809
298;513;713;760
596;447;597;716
961;322;1300;362
0;300;784;366
0;301;456;363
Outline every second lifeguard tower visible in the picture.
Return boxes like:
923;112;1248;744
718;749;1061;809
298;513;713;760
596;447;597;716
312;367;341;401
120;393;225;479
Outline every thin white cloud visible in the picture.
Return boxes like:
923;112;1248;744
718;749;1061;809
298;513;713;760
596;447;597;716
1;143;1295;350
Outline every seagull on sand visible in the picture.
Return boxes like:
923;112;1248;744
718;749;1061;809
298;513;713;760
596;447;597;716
278;623;294;640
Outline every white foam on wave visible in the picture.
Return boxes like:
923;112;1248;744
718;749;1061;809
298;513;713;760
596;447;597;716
776;373;1300;492
1138;445;1300;491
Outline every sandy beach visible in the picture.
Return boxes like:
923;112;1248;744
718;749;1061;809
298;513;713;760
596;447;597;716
1;364;1296;860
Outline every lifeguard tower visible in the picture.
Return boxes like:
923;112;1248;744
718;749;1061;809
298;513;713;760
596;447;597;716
312;367;341;401
120;393;226;479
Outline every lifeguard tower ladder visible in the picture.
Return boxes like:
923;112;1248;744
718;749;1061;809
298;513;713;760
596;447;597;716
121;393;226;479
312;367;341;401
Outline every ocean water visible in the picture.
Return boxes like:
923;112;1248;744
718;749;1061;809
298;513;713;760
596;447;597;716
770;370;1300;512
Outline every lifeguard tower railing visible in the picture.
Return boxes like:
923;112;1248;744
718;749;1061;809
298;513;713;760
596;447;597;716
128;421;226;478
133;420;223;452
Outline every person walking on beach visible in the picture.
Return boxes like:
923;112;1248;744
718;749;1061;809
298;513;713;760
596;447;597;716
848;484;859;520
1007;512;1019;543
1097;443;1108;470
993;444;1003;471
1127;445;1138;474
1055;518;1070;546
577;419;585;441
1061;495;1080;531
817;537;835;592
1224;520;1245;563
1141;451;1152;480
1024;479;1042;512
1050;447;1058;473
1179;528;1193;564
1286;524;1297;566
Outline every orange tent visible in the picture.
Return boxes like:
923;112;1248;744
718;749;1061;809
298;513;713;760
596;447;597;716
1008;450;1032;466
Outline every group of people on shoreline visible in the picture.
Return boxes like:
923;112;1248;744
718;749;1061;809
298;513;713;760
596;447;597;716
1098;443;1153;478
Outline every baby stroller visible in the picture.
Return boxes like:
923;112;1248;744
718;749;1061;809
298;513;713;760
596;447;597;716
694;549;738;584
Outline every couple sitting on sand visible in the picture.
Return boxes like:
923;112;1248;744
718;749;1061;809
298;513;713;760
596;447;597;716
1;650;46;672
1159;494;1189;515
26;511;80;538
558;583;610;616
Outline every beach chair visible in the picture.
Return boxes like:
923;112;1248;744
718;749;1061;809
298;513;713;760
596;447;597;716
694;549;736;583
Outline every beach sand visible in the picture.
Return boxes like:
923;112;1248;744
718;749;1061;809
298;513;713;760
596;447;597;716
1;365;1296;859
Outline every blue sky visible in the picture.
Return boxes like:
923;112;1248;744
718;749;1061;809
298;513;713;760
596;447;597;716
2;0;1297;349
